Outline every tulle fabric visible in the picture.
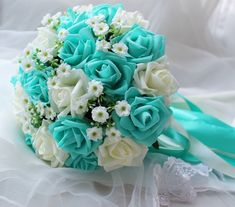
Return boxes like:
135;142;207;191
1;0;235;206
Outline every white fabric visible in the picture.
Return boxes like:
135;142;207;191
0;0;235;207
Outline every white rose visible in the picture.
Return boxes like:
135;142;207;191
31;27;58;52
133;58;179;96
32;120;68;167
49;69;90;117
97;137;148;172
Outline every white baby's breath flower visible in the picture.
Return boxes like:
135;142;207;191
21;58;34;72
38;49;53;63
58;29;69;41
13;84;34;132
93;22;109;36
130;11;149;28
115;100;131;117
23;45;34;57
14;84;30;112
112;9;149;32
86;127;103;141
57;63;71;76
42;12;61;28
106;127;121;141
73;4;93;13
112;43;128;56
36;102;45;117
21;96;30;109
96;40;111;51
88;80;103;97
72;98;88;116
86;15;105;27
47;76;58;88
41;14;53;26
45;107;57;120
92;106;109;123
111;14;126;28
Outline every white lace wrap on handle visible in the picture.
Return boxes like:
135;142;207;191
154;157;212;206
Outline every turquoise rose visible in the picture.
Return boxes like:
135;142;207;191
18;67;52;104
49;116;101;157
91;4;122;24
84;52;136;98
59;9;89;34
59;27;96;68
65;153;98;171
113;26;165;64
112;87;172;146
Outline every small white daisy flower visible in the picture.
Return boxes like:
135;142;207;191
57;63;71;76
115;100;131;117
112;43;128;56
91;106;109;123
36;102;45;117
73;99;88;115
93;22;109;36
45;107;57;120
88;80;104;97
47;76;58;88
58;29;69;41
106;127;121;141
96;40;111;51
20;96;30;108
41;14;53;26
38;49;53;63
112;16;126;28
42;12;61;28
86;15;105;27
23;45;33;57
86;127;103;141
21;58;34;72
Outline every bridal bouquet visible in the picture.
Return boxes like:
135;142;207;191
12;4;235;176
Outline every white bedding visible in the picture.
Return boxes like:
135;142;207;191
0;0;235;206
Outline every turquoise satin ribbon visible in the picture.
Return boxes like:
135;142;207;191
151;94;235;178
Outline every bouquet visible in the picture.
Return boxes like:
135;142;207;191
12;4;235;176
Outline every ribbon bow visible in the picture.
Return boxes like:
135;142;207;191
152;94;235;178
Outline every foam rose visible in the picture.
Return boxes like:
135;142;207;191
49;116;101;157
113;87;172;146
97;137;147;171
134;58;179;96
59;27;96;68
84;51;136;98
32;120;69;167
113;25;165;63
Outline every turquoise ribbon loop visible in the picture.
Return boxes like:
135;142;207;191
172;107;235;166
152;94;235;177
